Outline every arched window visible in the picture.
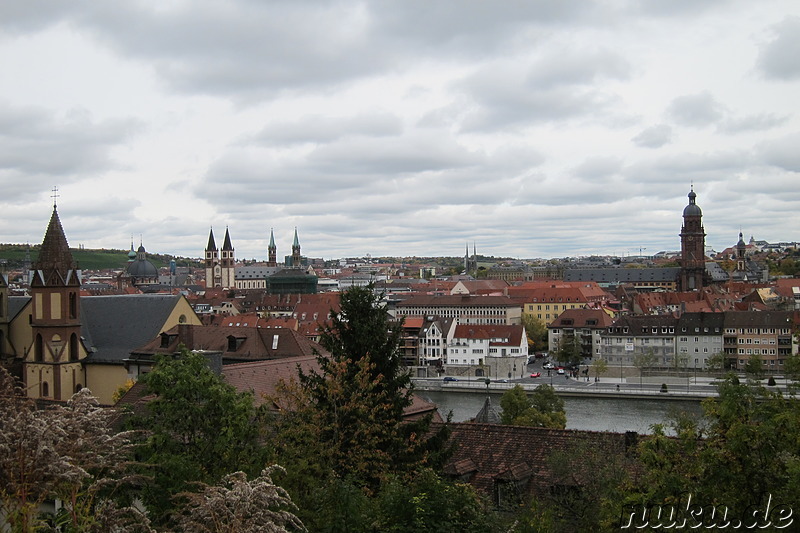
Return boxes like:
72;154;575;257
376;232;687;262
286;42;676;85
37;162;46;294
69;292;77;319
178;314;187;324
35;334;44;362
75;384;83;393
70;333;79;362
42;381;49;397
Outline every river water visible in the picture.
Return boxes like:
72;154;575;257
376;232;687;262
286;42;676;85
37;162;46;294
418;390;704;434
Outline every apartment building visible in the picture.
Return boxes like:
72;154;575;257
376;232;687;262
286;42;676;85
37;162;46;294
393;295;522;325
600;315;679;371
722;311;795;371
548;308;615;359
507;281;611;326
675;312;725;369
446;324;527;380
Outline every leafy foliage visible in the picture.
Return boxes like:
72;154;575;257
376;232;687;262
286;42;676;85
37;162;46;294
270;285;451;522
129;349;270;525
499;384;566;429
633;374;800;517
520;314;547;352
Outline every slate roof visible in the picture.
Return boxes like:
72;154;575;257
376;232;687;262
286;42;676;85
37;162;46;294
549;308;615;329
118;353;441;422
563;267;680;284
81;294;194;364
442;423;640;499
130;323;323;363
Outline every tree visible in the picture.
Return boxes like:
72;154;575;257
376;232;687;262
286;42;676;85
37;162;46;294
744;352;765;381
0;367;148;533
520;313;547;353
175;466;305;533
590;358;608;381
372;469;498;533
499;384;566;429
632;375;800;522
271;285;449;512
554;334;582;366
129;349;270;525
706;351;725;373
633;349;657;388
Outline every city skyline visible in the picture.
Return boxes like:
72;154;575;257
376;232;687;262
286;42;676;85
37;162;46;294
1;2;799;259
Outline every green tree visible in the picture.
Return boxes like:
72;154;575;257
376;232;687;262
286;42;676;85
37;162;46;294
744;352;765;381
590;358;608;382
129;349;270;526
499;384;566;429
373;469;499;533
520;313;548;353
271;285;450;518
633;349;657;388
706;351;726;373
554;334;582;366
632;375;800;522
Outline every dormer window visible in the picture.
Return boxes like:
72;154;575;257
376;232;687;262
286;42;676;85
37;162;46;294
227;335;246;351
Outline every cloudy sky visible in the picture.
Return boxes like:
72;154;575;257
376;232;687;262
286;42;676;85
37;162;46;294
2;1;799;261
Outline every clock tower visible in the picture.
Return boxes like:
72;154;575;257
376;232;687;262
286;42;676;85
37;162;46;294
679;187;706;291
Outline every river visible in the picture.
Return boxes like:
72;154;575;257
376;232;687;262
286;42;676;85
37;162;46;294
418;390;704;434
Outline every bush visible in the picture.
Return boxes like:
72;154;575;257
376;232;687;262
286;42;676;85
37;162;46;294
660;383;668;393
767;376;776;386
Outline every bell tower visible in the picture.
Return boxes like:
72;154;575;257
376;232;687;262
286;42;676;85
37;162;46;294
679;187;706;291
26;192;87;400
220;227;235;288
204;228;220;288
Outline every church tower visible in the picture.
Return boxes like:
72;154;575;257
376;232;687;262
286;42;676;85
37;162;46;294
679;187;706;291
204;228;220;288
26;199;87;400
267;228;277;267
291;228;301;268
220;227;235;288
736;231;747;273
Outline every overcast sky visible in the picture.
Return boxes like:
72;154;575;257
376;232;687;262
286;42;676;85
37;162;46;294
2;1;799;261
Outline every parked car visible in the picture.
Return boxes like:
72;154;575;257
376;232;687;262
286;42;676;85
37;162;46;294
443;376;458;382
557;368;565;375
543;362;554;370
530;372;541;378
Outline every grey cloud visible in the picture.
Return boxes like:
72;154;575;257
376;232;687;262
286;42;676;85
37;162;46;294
632;124;672;148
719;113;788;134
633;0;734;18
756;17;800;81
526;49;631;89
249;112;403;146
0;105;140;194
666;92;726;127
624;150;752;186
572;157;623;179
29;1;609;103
756;133;800;172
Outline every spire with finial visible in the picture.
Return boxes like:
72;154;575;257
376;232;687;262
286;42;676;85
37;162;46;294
32;195;79;287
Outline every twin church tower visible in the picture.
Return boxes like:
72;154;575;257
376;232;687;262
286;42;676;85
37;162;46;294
204;227;303;289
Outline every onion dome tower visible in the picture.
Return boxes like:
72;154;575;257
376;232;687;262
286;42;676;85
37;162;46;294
679;186;707;291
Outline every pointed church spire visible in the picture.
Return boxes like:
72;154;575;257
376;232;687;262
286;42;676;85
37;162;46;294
35;205;77;274
269;228;276;248
293;227;300;247
206;227;217;251
222;227;234;251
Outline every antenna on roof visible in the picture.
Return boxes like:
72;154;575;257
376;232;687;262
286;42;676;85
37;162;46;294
51;186;60;208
